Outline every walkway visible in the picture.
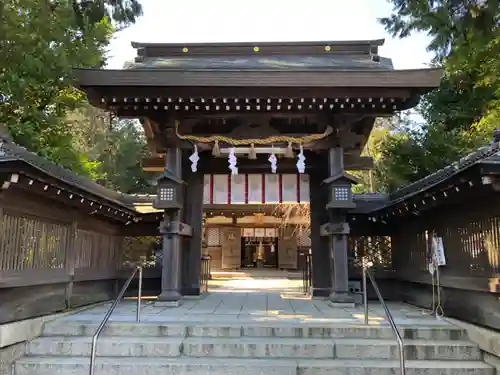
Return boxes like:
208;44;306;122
60;276;451;328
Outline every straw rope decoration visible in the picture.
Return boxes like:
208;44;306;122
175;120;333;173
174;120;333;150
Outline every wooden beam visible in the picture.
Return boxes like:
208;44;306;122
344;155;373;170
142;154;372;172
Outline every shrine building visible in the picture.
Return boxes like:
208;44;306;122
74;39;441;304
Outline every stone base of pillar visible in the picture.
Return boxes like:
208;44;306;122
155;300;182;307
328;292;356;308
155;291;183;307
312;288;331;298
182;287;200;296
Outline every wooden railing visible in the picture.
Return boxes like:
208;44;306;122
0;211;123;289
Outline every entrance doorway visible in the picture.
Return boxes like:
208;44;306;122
240;237;279;268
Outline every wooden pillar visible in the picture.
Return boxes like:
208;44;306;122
181;162;204;296
157;148;183;305
309;162;332;297
327;148;354;304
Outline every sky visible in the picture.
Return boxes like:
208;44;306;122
106;0;434;70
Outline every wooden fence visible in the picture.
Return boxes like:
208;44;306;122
0;207;125;324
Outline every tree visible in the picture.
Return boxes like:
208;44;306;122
374;0;500;190
72;0;143;30
350;117;397;193
379;0;499;62
0;0;142;176
67;104;154;193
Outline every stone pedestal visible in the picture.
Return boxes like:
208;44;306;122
156;148;184;307
327;148;355;306
156;213;183;307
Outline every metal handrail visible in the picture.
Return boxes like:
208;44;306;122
362;262;405;375
89;265;143;375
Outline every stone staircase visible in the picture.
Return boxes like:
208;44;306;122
13;319;494;375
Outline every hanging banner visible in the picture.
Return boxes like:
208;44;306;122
203;174;310;204
265;174;279;203
255;228;265;237
299;174;310;203
247;174;262;203
432;237;446;266
231;174;245;204
242;228;255;237
203;175;211;204
265;228;277;237
281;174;297;203
212;174;228;204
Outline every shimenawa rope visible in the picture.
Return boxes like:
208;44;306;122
174;120;333;145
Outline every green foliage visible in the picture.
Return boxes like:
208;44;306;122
67;104;154;194
122;236;160;267
350;117;393;193
0;0;142;179
379;0;499;62
0;0;111;174
72;0;143;30
374;0;500;191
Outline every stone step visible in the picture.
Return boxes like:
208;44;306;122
42;320;468;340
15;356;494;375
183;337;481;361
26;336;481;361
27;336;183;357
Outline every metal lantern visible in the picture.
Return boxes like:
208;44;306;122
324;172;359;209
153;168;184;210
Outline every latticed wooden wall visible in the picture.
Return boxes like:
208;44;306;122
75;230;122;269
206;227;221;246
392;208;500;278
297;231;311;247
0;213;69;271
0;211;122;273
348;235;393;273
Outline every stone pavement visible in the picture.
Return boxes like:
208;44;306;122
15;276;495;375
60;277;450;327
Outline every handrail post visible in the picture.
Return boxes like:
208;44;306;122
365;268;406;375
362;261;369;325
136;266;143;322
89;266;143;375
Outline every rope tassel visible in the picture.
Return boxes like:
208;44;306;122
248;144;257;160
212;140;220;157
285;142;294;158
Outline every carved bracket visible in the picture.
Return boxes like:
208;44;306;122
320;222;350;236
159;220;193;237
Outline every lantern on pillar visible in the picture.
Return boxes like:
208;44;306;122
153;168;184;210
323;172;360;209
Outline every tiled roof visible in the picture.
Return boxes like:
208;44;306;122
124;55;394;71
0;138;136;211
370;141;500;212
